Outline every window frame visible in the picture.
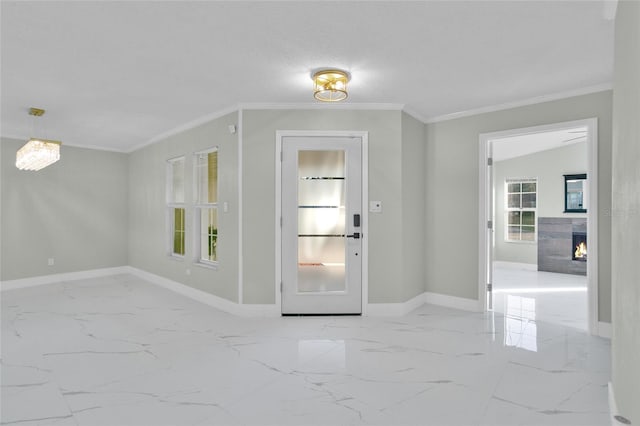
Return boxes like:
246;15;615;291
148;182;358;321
193;147;219;268
504;178;538;243
167;156;186;258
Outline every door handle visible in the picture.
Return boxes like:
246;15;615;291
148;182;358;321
346;232;360;239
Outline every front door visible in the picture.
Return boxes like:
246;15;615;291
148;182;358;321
281;135;362;314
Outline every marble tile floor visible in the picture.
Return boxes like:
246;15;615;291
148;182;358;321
1;274;610;426
492;264;588;332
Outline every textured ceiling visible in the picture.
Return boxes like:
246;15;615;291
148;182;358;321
1;1;614;152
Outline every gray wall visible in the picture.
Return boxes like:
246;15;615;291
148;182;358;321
241;109;419;304
494;142;587;264
3;108;426;308
1;138;128;280
425;91;612;323
1;96;616;327
401;112;426;301
128;112;240;302
128;108;425;306
611;1;640;422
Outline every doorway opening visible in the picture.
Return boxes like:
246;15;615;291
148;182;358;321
479;118;598;336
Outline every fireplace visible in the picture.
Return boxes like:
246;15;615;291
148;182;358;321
572;232;587;261
538;218;586;275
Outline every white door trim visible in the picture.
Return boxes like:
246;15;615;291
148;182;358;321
275;130;369;315
478;118;599;335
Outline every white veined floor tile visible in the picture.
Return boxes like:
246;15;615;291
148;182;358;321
1;273;610;426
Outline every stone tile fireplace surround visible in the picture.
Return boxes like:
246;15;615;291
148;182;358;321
538;217;587;276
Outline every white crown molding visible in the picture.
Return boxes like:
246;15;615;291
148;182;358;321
127;102;406;153
1;133;129;153
62;142;129;153
401;105;429;123
6;84;613;154
238;102;405;111
126;83;613;154
424;83;613;124
127;104;240;153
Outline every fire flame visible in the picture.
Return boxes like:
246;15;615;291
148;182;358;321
575;242;587;259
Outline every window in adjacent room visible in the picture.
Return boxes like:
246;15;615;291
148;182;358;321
194;148;218;265
167;156;186;257
505;178;537;242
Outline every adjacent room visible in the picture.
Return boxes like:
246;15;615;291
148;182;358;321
490;126;591;332
1;1;638;425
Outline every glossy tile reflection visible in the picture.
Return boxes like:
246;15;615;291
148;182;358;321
503;295;538;352
493;263;588;331
1;274;610;425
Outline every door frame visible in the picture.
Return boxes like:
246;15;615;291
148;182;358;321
478;118;599;335
275;130;369;315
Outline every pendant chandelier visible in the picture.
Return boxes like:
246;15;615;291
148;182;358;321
16;108;62;171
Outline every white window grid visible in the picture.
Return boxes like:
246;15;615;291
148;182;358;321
505;178;537;243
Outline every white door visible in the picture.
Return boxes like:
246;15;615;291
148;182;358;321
281;136;362;314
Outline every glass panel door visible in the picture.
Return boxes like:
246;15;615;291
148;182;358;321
297;150;346;293
281;135;362;315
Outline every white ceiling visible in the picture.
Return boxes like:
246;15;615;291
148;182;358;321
1;1;614;152
492;127;587;162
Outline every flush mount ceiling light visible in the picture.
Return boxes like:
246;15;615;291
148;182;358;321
312;69;350;102
15;108;62;171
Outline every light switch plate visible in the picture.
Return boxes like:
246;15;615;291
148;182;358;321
369;201;382;213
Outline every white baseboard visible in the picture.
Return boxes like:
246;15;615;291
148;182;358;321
424;292;481;312
127;267;280;317
493;261;538;271
367;291;481;316
609;382;618;426
366;292;426;316
0;266;279;317
597;321;612;339
608;382;633;426
2;267;481;317
0;266;131;291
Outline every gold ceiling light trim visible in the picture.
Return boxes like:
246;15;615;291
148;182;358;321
29;107;45;116
16;108;62;171
312;69;350;102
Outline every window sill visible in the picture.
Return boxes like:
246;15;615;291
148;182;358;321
194;261;219;271
504;240;537;245
169;254;185;261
